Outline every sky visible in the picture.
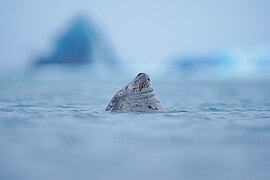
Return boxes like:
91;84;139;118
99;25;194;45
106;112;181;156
0;0;270;70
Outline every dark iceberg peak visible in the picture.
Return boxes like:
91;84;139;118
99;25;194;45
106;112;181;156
33;16;116;66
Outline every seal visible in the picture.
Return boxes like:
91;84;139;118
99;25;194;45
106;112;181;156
106;73;165;112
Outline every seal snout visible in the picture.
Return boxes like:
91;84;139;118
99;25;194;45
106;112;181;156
136;73;150;81
135;73;151;85
137;73;146;77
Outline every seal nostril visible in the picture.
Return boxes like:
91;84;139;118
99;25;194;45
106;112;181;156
137;73;144;77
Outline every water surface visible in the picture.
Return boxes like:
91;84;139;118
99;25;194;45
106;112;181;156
0;72;270;180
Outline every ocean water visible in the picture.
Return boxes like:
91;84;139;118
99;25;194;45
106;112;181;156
0;71;270;180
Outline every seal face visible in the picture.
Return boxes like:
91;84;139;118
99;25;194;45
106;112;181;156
106;73;165;112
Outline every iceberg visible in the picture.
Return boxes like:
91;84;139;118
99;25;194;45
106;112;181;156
33;17;117;67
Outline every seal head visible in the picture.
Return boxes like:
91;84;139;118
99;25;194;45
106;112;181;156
106;73;165;112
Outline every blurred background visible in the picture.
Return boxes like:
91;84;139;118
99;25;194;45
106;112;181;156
1;1;270;180
1;0;270;78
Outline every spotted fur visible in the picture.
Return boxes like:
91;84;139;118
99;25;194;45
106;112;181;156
106;73;165;112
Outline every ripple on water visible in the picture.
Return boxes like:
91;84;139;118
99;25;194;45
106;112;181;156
1;77;270;180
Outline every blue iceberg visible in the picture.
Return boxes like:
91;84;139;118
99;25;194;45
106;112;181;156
33;17;116;67
171;51;235;76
